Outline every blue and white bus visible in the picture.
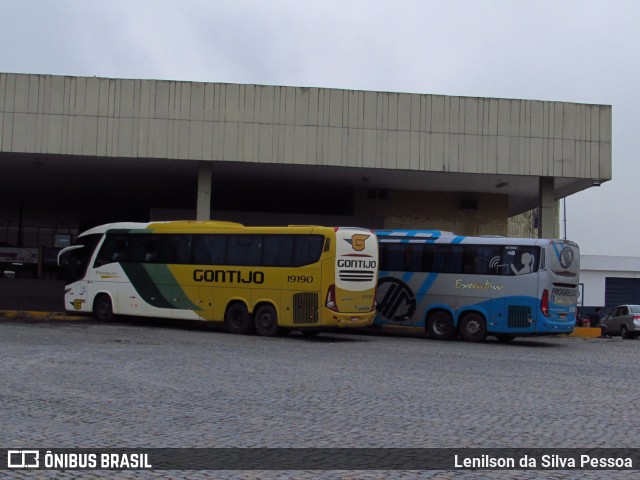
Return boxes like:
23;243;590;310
375;230;580;342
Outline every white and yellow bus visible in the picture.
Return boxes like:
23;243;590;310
58;221;379;336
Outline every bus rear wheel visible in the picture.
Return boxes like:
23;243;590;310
255;304;279;337
225;303;254;334
94;294;114;322
459;313;487;342
427;311;455;340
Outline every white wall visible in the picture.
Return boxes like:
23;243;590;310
580;255;640;306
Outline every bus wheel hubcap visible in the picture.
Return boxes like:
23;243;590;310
466;321;480;334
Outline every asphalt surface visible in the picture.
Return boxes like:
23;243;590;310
0;314;638;479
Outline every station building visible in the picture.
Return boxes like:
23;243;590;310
580;256;640;314
0;73;612;278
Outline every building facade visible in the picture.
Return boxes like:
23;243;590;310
0;73;612;277
580;255;640;310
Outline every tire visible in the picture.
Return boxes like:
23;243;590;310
621;325;631;339
255;304;279;337
426;311;455;340
93;294;114;322
459;313;487;342
224;303;254;334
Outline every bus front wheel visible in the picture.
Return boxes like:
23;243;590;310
94;294;114;322
427;311;455;340
225;303;254;334
459;313;487;342
255;304;279;337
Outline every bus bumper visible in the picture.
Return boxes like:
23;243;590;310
331;311;376;328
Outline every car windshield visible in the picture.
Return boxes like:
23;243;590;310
630;306;640;314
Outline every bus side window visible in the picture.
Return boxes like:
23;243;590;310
193;235;225;265
420;244;435;272
434;245;463;274
293;235;323;266
462;247;475;274
323;237;331;253
380;243;404;271
158;235;192;264
112;238;128;262
404;246;423;271
129;235;159;263
144;237;160;263
263;235;294;267
94;234;129;267
506;246;539;275
227;235;262;266
474;246;501;275
431;245;446;272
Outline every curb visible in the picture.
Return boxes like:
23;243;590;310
0;310;91;321
569;326;602;338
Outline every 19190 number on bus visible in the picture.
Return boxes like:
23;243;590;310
288;275;314;283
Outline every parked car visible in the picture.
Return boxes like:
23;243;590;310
600;305;640;339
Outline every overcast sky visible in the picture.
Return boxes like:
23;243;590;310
1;0;638;256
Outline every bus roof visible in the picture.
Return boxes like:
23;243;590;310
376;229;578;248
77;221;371;237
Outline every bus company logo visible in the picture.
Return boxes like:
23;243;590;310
455;279;504;291
71;299;86;310
559;247;574;269
345;234;370;252
376;277;416;322
7;450;39;468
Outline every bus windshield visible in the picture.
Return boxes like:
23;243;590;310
58;234;102;283
546;241;580;277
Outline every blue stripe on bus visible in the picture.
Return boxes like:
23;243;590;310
376;231;467;244
402;271;414;283
417;272;439;295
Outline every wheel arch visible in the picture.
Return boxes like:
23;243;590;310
224;297;251;315
253;300;279;318
458;307;488;325
92;290;117;314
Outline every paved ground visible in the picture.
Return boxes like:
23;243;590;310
0;316;638;479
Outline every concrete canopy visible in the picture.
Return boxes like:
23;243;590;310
0;73;612;230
